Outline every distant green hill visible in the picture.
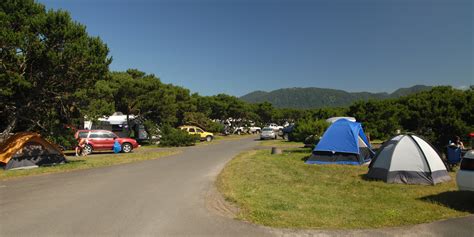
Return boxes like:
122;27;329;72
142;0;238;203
240;85;432;108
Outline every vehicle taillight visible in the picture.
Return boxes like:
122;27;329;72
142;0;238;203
460;158;474;171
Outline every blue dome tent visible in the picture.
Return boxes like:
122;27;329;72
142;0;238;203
306;119;375;165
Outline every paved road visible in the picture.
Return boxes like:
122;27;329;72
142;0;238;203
1;137;472;237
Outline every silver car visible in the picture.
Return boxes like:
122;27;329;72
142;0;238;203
260;127;277;140
457;150;474;191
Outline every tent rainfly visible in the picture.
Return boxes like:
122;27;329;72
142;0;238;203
0;132;67;170
367;134;450;185
306;119;375;165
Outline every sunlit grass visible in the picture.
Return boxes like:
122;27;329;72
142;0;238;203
217;148;473;229
259;139;303;148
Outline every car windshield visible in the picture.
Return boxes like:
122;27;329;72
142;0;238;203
263;128;273;131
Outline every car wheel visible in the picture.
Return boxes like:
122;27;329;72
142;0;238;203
122;143;133;153
83;144;93;155
206;136;213;142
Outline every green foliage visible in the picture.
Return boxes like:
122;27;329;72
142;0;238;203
142;120;160;139
348;99;401;140
45;126;77;150
0;0;110;137
348;86;473;149
289;119;329;143
254;102;275;123
1;1;469;153
159;124;197;147
240;85;432;109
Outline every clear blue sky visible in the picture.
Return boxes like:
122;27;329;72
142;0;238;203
40;0;472;96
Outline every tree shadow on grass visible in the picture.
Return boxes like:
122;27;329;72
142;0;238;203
300;156;311;162
359;174;381;182
420;191;474;213
64;160;86;165
283;149;312;154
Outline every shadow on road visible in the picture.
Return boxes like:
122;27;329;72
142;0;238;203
420;191;474;213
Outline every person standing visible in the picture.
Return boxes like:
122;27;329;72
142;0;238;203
75;137;89;156
454;136;465;149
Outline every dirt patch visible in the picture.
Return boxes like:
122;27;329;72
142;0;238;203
206;183;240;219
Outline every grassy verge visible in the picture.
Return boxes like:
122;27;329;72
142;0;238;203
259;139;304;148
217;148;473;229
0;149;180;180
141;134;256;149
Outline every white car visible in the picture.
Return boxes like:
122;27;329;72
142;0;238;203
457;150;474;192
249;126;261;134
267;123;283;132
260;127;277;140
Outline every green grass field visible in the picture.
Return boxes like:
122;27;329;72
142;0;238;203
259;139;303;148
0;149;180;180
217;147;473;229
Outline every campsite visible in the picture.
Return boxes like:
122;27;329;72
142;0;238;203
1;0;473;236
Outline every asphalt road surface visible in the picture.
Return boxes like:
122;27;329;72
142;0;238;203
1;137;473;237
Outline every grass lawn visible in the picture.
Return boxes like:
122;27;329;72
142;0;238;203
141;134;256;149
259;139;303;148
217;148;474;229
0;149;180;180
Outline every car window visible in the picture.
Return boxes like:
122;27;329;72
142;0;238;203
196;128;203;133
189;128;195;132
89;132;107;138
104;132;117;138
460;158;474;171
78;132;89;138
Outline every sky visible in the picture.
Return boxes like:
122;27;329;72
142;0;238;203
40;0;473;96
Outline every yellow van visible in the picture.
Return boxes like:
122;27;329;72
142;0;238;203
179;125;214;142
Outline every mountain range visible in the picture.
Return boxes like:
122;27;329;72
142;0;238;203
240;85;432;108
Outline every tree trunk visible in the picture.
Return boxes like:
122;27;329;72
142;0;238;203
0;114;17;142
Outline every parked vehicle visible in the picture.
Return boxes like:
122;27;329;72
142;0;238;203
260;127;277;140
457;150;474;191
267;123;283;131
249;126;261;134
233;126;249;135
84;112;149;142
74;130;140;155
233;126;261;135
179;125;214;142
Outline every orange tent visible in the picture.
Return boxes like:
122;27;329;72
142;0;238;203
0;132;67;170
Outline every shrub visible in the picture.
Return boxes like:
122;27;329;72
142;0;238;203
206;121;224;133
182;112;223;133
159;124;197;147
289;119;329;143
45;126;77;150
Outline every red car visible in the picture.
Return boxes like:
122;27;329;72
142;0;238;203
74;130;140;154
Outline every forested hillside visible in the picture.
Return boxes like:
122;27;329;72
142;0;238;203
240;85;432;108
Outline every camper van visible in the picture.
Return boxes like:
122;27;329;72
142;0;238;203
84;112;149;141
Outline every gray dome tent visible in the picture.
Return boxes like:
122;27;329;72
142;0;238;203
367;134;450;185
